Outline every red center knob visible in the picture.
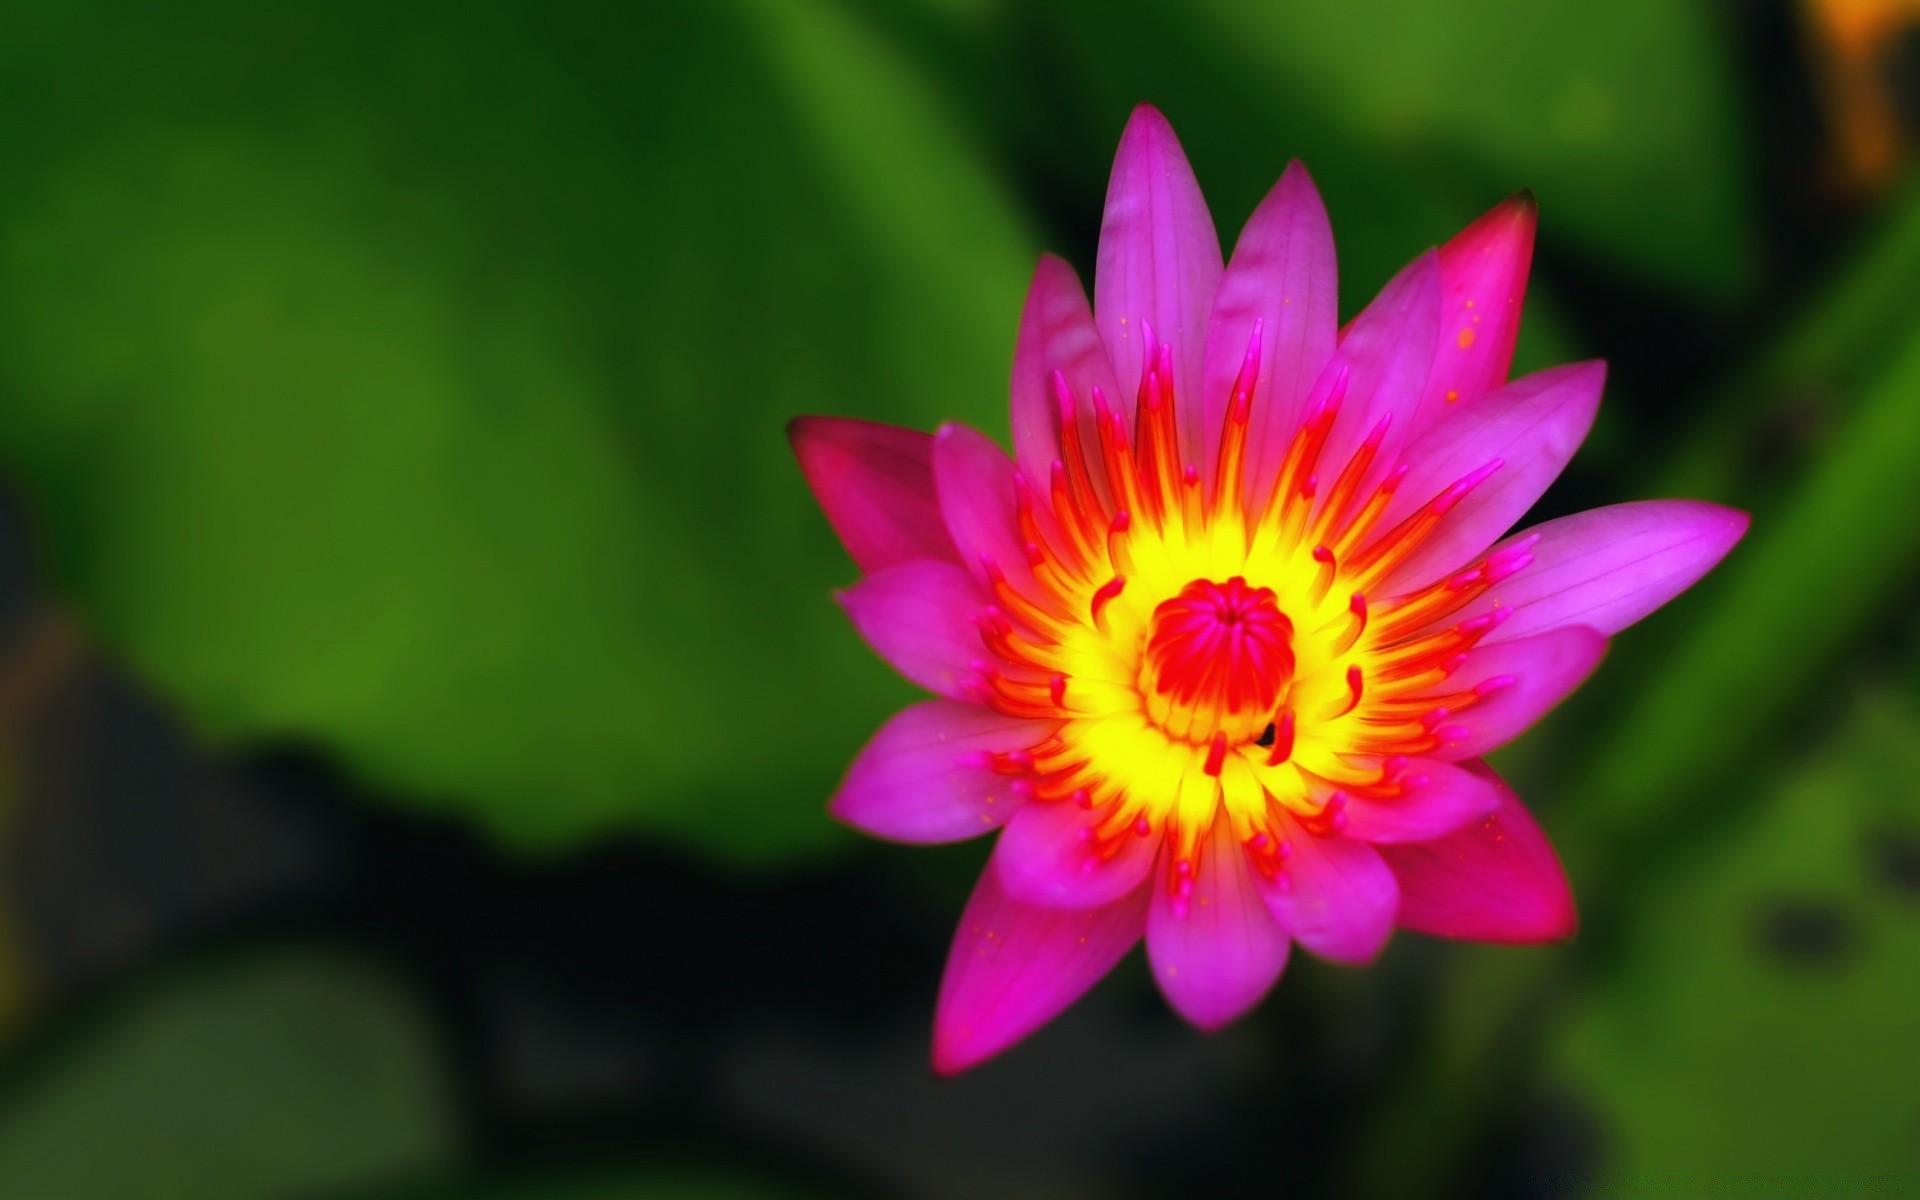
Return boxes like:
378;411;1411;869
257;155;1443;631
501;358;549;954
1142;577;1293;743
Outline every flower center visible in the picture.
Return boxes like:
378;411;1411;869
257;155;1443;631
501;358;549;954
1139;576;1294;745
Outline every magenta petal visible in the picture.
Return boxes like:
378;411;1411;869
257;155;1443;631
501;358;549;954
992;798;1160;909
1381;762;1576;942
1256;816;1398;964
1427;626;1607;761
789;417;958;571
1010;254;1122;498
933;867;1148;1074
1201;160;1338;504
1342;758;1503;844
1306;251;1442;514
831;701;1050;844
1146;822;1289;1030
838;561;990;699
933;422;1035;593
1413;193;1538;433
1094;104;1223;458
1468;500;1751;643
1381;361;1606;590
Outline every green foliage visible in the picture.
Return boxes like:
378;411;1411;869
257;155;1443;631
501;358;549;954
1554;695;1920;1176
1186;0;1751;298
0;951;456;1200
1569;299;1920;853
0;0;1033;859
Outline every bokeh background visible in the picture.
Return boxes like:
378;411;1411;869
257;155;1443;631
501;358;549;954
0;0;1916;1195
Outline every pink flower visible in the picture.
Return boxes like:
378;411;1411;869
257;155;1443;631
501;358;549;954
790;105;1747;1073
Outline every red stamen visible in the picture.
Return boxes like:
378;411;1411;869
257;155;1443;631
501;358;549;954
1265;710;1297;765
1334;665;1364;717
1330;591;1369;655
1203;732;1228;777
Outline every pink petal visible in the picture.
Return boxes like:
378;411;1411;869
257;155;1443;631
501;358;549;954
1201;160;1338;505
838;561;989;700
1425;626;1607;761
991;797;1160;910
1381;761;1576;942
1145;821;1289;1030
789;417;958;572
1305;251;1442;520
1413;193;1538;434
1380;361;1606;590
933;867;1148;1074
1094;104;1223;460
1256;815;1399;964
1466;500;1750;643
933;422;1035;594
831;701;1051;844
1342;758;1504;844
1009;255;1122;500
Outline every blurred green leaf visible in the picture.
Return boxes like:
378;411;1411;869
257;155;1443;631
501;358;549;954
1187;0;1751;299
1665;173;1920;502
1553;694;1920;1176
1568;305;1920;854
0;0;1034;859
0;951;455;1200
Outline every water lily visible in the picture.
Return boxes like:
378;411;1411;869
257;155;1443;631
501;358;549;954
790;105;1747;1073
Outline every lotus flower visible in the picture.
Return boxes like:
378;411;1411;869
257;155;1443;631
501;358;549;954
790;105;1747;1073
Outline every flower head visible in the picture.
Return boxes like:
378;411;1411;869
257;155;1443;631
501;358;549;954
791;105;1747;1073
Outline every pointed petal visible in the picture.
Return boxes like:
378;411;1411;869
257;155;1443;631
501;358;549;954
1381;762;1576;942
1342;758;1504;844
831;701;1050;844
1466;501;1750;643
1256;817;1398;964
838;561;989;699
991;798;1160;909
933;868;1148;1074
1146;821;1289;1030
1095;104;1223;457
1306;252;1442;517
790;417;958;571
1381;361;1606;590
1414;192;1538;432
1010;255;1122;497
933;422;1035;593
1202;160;1338;503
1426;626;1607;761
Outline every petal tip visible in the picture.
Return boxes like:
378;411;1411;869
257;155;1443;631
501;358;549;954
785;413;825;457
1123;101;1174;136
1277;157;1317;190
1720;505;1753;542
929;1032;983;1077
1668;498;1751;557
1545;900;1579;940
930;1023;1012;1076
1513;879;1579;942
1035;250;1076;277
1181;1008;1243;1035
